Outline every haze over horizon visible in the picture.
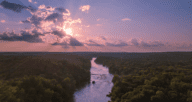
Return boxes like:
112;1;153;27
0;0;192;52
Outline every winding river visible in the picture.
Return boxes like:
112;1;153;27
73;57;114;102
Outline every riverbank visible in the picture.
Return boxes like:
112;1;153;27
0;54;91;102
94;52;192;102
73;57;114;102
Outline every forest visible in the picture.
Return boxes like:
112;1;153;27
95;52;192;102
1;52;192;102
0;53;92;102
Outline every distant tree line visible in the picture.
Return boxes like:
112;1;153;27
95;52;192;102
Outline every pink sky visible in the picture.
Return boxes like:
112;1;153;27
0;0;191;52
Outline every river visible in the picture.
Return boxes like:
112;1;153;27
72;57;114;102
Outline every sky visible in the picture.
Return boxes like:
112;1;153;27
0;0;192;52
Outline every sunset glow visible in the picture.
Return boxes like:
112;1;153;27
64;28;73;36
0;0;191;52
0;1;192;102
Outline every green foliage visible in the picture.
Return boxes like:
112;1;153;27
95;52;192;102
0;54;92;102
112;74;120;83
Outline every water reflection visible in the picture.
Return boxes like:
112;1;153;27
73;57;114;102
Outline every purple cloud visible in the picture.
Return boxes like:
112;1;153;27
0;1;37;13
1;3;84;49
55;7;68;13
21;20;30;23
141;41;164;47
0;30;43;43
86;40;104;46
0;0;27;13
100;36;106;40
51;30;66;37
70;37;83;46
45;13;60;21
131;38;139;46
51;37;84;49
106;41;128;47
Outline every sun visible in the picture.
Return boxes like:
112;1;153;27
64;28;73;36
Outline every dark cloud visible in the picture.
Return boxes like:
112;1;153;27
22;12;64;28
27;6;37;12
51;42;69;49
106;41;128;47
0;2;83;49
30;15;44;27
55;7;68;13
0;30;43;43
51;42;67;46
141;41;164;47
100;36;106;40
31;29;44;35
45;13;60;21
0;0;27;13
46;6;51;9
51;37;83;49
131;38;139;46
130;38;165;48
0;1;36;13
21;20;30;23
176;43;192;49
70;37;83;46
86;40;104;46
52;30;66;37
51;37;84;48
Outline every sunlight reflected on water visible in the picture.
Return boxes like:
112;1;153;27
73;57;114;102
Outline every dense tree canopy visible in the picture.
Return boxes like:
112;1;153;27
0;54;91;102
95;52;192;102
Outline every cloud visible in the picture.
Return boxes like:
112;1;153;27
130;38;165;48
28;0;32;3
131;38;139;46
100;36;106;40
0;1;36;13
38;4;45;9
1;3;83;49
70;37;83;46
174;43;192;49
55;7;68;13
97;19;100;21
96;24;102;26
21;20;30;23
28;0;37;4
1;20;5;23
79;5;90;12
106;41;128;47
85;25;90;27
140;41;164;47
51;37;84;49
29;15;44;27
27;6;37;12
21;5;69;28
0;0;27;13
122;18;131;21
51;42;69;49
45;13;60;21
52;30;66;37
86;40;104;46
0;30;43;43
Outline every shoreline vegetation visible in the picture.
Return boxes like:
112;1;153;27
0;52;192;102
0;53;91;102
94;52;192;102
